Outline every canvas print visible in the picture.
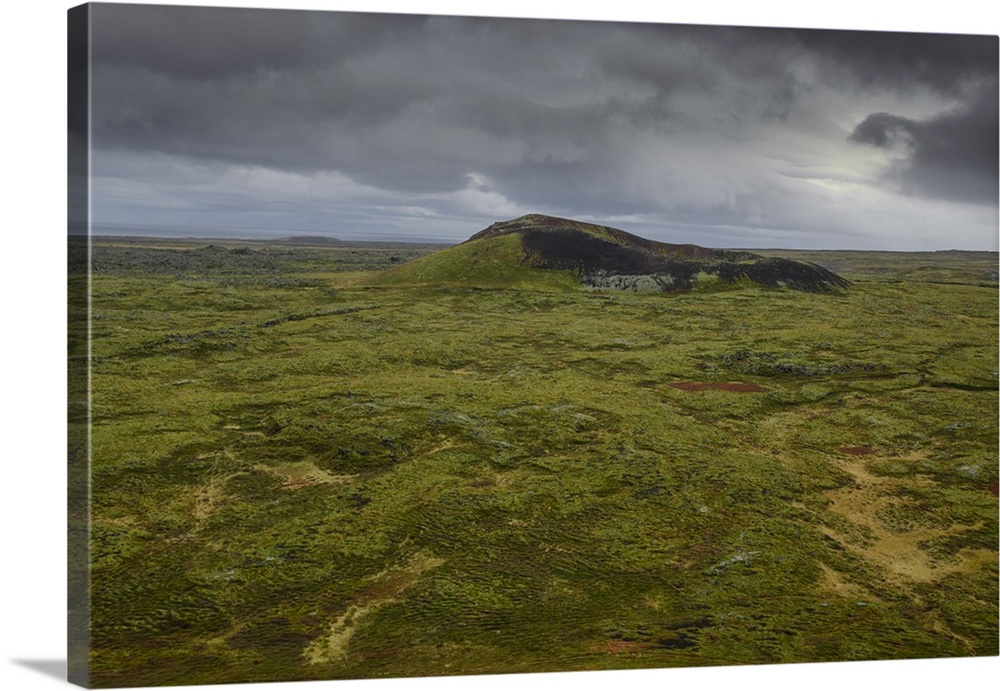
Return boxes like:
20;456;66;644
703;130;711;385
67;2;999;688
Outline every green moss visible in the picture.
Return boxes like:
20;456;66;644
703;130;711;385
371;233;579;291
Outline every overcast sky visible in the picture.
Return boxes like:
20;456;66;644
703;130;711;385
83;2;998;249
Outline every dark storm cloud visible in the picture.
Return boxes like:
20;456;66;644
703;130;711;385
89;6;435;158
792;29;999;96
86;4;998;249
806;26;998;205
593;24;805;123
91;7;584;190
90;10;801;166
90;3;425;80
850;79;998;203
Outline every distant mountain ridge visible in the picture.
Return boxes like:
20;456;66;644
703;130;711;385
271;235;344;245
375;214;850;293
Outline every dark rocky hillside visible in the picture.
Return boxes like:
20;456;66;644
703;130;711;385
465;214;850;293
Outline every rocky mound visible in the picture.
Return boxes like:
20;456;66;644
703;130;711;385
465;214;849;293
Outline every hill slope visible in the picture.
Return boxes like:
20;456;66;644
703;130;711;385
374;214;849;293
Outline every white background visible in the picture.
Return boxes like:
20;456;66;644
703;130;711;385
2;1;997;690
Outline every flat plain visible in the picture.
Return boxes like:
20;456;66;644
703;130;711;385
74;236;998;686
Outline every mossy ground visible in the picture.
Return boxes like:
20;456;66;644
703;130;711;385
85;239;998;686
369;232;579;291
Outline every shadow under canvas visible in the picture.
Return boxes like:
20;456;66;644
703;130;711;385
12;659;67;682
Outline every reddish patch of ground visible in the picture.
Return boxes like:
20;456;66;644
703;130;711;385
591;639;654;655
839;446;877;455
668;381;770;392
988;481;998;497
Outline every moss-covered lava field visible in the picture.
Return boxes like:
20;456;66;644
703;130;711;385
76;236;998;686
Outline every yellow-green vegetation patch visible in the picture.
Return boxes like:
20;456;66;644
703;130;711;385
259;461;358;489
304;552;445;664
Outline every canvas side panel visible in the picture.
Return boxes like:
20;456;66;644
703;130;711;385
68;3;91;688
